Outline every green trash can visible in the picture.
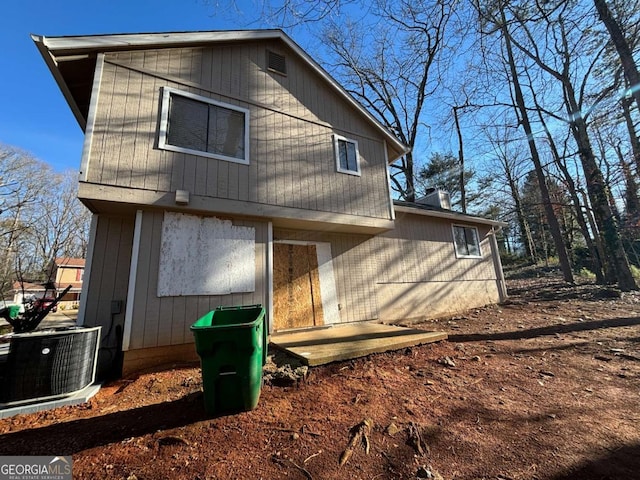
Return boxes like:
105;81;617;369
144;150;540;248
190;304;266;415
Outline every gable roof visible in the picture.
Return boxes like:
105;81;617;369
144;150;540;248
31;29;409;162
54;257;86;268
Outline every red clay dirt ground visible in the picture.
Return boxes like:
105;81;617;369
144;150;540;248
1;272;640;480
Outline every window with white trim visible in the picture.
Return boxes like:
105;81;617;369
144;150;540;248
452;225;481;258
159;87;250;164
333;134;361;176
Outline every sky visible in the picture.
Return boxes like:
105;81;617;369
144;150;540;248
1;0;275;172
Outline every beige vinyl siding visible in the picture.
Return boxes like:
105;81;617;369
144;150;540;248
128;211;268;350
276;213;502;326
86;41;392;222
81;214;135;371
373;212;501;321
274;228;379;323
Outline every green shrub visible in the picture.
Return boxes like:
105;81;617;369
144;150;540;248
577;268;596;279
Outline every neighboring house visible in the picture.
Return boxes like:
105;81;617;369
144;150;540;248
52;257;85;308
33;30;507;377
10;258;85;309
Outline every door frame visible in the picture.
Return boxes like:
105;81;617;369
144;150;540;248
269;239;340;333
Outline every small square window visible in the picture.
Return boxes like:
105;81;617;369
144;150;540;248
158;87;250;164
333;134;361;176
452;225;481;258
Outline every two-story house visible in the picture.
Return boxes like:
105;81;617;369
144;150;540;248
33;30;507;377
11;257;84;309
53;257;84;308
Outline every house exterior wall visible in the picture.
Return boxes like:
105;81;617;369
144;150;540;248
81;214;135;375
372;212;502;322
56;267;83;284
84;41;393;225
127;210;269;351
275;212;502;328
273;228;380;324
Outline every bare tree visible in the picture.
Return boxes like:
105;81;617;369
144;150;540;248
319;0;458;201
0;145;49;295
475;1;575;283
483;125;538;262
0;144;91;298
594;0;640;110
501;1;637;289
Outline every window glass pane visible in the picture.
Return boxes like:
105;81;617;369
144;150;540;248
453;226;480;256
346;141;358;171
338;139;358;172
453;226;468;255
338;140;349;170
167;94;208;152
208;106;245;159
466;228;481;256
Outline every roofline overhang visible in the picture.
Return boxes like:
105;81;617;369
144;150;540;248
394;205;509;228
31;30;409;161
32;34;88;130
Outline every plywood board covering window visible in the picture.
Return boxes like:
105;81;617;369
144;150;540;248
158;212;255;296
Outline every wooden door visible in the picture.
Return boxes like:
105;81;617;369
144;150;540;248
273;243;324;331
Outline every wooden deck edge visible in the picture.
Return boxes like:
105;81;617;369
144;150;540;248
273;331;448;367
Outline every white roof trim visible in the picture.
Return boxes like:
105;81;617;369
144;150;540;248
31;30;409;161
394;205;508;228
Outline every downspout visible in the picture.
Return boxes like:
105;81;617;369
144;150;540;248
489;225;508;302
267;221;273;335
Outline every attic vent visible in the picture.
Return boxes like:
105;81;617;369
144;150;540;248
267;50;287;75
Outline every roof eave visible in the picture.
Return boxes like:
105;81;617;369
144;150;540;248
394;204;509;228
32;34;88;130
31;30;407;152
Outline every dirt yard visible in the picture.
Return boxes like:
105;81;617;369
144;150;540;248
1;271;640;480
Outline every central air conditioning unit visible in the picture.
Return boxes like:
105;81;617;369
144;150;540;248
0;326;101;406
415;188;451;210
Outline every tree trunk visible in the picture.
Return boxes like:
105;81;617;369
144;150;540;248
571;113;636;289
616;145;640;217
504;162;537;262
529;76;606;281
500;8;575;283
594;0;640;110
405;152;416;202
453;106;467;213
621;96;640;174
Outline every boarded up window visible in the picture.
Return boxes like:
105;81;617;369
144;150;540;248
157;212;255;296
